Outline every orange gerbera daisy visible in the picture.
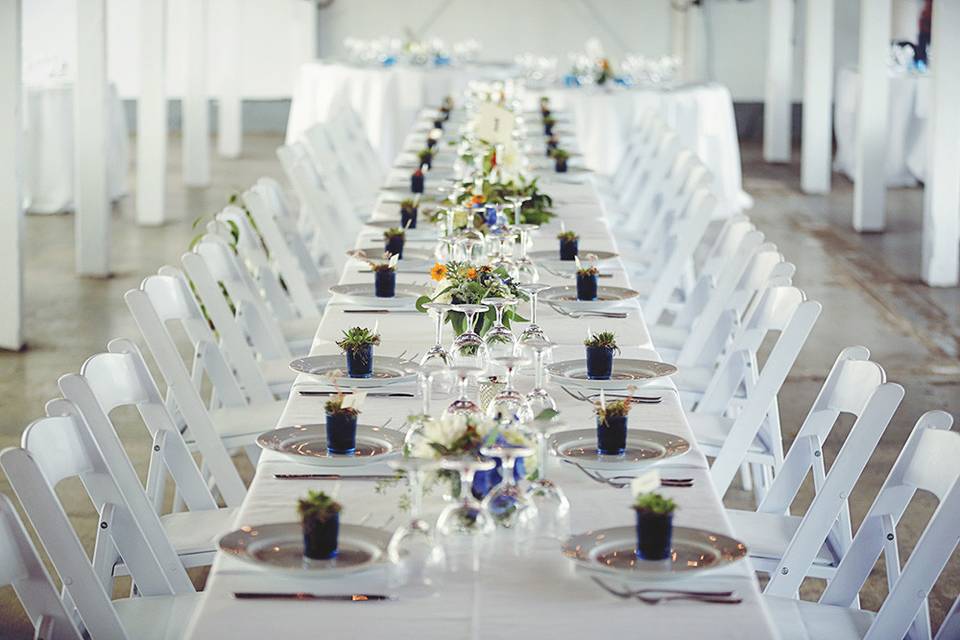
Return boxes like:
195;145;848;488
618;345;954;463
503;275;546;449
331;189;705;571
466;267;478;279
430;263;447;281
470;194;486;205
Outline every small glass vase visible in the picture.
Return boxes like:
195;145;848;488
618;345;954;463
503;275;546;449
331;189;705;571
385;235;405;258
559;238;578;261
374;270;396;297
345;345;374;378
635;510;673;560
596;414;627;455
326;411;358;454
302;513;339;560
585;346;614;380
576;273;598;301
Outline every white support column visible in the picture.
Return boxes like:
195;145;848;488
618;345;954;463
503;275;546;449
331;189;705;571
921;0;960;286
0;0;24;349
75;0;110;276
217;0;242;158
763;0;794;163
670;3;688;83
183;0;210;186
136;0;167;225
800;0;834;194
852;0;892;232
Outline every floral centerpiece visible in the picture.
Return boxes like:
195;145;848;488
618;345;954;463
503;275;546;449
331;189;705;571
447;175;555;227
405;413;536;499
416;261;526;335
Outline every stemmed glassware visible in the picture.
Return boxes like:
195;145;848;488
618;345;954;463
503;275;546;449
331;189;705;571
479;443;538;531
387;457;446;593
488;229;519;279
506;195;531;226
450;303;489;368
480;297;518;359
485;355;533;425
421;302;456;367
444;366;485;418
516;282;550;346
523;338;556;417
435;456;496;572
512;223;540;283
524;415;571;539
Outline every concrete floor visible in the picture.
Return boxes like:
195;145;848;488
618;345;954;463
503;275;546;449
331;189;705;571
0;135;957;636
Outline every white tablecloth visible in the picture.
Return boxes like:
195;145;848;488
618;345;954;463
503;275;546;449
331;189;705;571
834;66;930;187
538;84;751;217
286;61;509;167
184;125;777;638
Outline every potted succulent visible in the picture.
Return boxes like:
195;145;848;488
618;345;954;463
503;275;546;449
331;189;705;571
584;331;619;380
411;166;425;194
557;229;579;261
418;148;434;170
633;492;676;560
383;227;405;258
400;198;418;229
546;134;559;157
372;259;397;298
298;490;342;559
336;326;381;378
440;95;454;118
324;393;361;454
575;258;599;301
543;115;557;136
551;148;570;173
539;96;550;117
594;396;632;455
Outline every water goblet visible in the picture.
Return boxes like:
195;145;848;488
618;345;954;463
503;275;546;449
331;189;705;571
523;415;571;540
516;282;550;346
386;457;446;594
480;297;518;360
506;195;531;226
512;223;540;283
489;229;519;280
450;303;489;368
479;443;538;531
522;338;557;417
421;302;456;368
444;365;485;418
485;355;533;425
435;456;497;572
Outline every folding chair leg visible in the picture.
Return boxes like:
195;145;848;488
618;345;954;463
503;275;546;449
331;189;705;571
739;463;753;491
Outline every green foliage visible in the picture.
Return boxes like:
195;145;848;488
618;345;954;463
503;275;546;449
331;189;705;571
550;148;570;160
633;492;677;515
336;327;381;353
297;490;342;522
557;230;579;242
595;398;633;421
584;331;618;351
383;227;406;239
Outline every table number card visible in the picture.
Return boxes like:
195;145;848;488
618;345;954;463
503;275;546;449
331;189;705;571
474;102;514;145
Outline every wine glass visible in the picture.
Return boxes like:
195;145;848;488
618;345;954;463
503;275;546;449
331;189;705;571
479;443;538;531
486;355;533;425
444;366;485;418
522;338;556;417
435;456;496;572
421;302;456;368
506;195;530;226
489;229;519;280
524;414;571;539
450;303;489;368
512;223;540;283
516;282;550;346
480;297;518;360
386;457;446;594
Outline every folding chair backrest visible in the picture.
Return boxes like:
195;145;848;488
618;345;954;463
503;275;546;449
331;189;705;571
820;411;959;640
0;493;84;640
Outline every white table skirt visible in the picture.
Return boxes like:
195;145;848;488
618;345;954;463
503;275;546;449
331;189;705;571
22;81;128;214
183;125;777;638
286;61;509;168
833;66;930;187
537;83;751;218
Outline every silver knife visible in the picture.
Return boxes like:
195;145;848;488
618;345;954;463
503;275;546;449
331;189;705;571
234;593;394;601
298;390;415;397
341;309;422;314
274;473;397;480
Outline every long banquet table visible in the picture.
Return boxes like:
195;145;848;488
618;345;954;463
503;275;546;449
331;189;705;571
184;118;778;639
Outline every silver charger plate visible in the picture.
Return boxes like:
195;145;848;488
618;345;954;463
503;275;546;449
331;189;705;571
562;526;748;581
329;283;430;308
528;249;619;264
289;354;417;387
547;358;677;390
540;285;639;311
219;523;390;577
550;428;690;471
257;424;404;467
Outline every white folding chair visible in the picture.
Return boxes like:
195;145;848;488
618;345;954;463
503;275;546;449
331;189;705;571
1;416;200;640
725;347;903;589
125;278;285;467
0;493;84;640
61;339;242;567
764;411;959;640
302;123;375;218
689;286;822;501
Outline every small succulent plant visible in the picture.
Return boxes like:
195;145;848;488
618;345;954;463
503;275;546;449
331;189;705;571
297;490;342;522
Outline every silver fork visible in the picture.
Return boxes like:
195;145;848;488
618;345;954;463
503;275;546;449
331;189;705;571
563;460;693;488
591;577;740;604
547;302;627;320
560;386;662;404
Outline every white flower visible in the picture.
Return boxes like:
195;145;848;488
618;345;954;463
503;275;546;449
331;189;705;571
631;470;661;497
